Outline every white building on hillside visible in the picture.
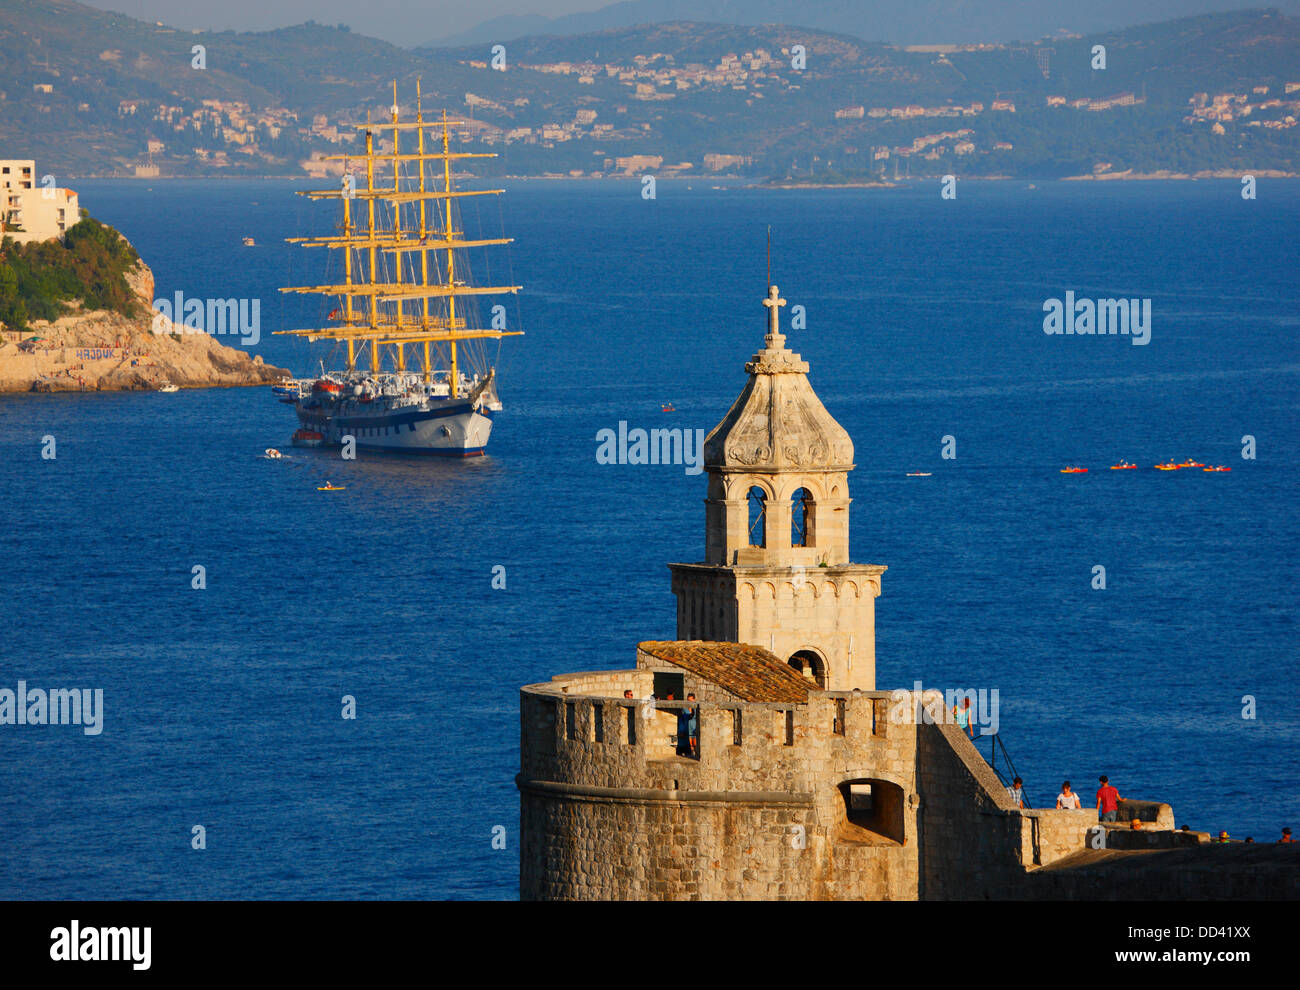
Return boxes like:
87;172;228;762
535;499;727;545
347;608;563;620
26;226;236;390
1;159;82;244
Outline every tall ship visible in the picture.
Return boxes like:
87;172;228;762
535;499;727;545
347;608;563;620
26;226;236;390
274;82;522;456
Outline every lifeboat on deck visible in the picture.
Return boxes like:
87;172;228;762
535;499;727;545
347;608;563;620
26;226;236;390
312;379;343;395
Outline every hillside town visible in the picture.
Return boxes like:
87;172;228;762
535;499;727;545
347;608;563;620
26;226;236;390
15;29;1300;180
1183;85;1300;133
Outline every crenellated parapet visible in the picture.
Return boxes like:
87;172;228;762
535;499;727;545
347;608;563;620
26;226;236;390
517;664;1178;900
519;662;930;900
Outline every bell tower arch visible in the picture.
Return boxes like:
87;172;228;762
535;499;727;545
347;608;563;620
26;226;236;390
669;285;886;690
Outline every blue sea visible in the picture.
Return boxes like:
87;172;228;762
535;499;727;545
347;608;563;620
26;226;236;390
1;178;1296;898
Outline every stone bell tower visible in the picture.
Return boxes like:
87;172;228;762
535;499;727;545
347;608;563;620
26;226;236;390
668;286;885;690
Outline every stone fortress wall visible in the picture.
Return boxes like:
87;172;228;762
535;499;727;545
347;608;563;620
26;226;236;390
520;285;1299;900
519;662;1111;900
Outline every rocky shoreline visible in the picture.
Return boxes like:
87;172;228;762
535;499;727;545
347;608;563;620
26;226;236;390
1062;167;1299;181
0;255;289;394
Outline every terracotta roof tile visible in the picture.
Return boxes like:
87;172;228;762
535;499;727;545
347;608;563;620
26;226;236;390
637;640;810;704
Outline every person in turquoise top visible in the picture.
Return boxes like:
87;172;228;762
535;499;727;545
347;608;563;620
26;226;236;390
953;697;976;739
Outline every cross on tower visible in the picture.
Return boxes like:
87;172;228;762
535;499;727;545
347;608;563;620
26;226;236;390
762;285;786;339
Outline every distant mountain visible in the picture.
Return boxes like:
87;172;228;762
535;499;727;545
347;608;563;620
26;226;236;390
421;0;1300;48
4;1;1298;181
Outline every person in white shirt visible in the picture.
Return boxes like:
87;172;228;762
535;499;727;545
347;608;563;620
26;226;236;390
1056;780;1082;810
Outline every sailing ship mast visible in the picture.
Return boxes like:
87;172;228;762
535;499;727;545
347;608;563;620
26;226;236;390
277;80;522;398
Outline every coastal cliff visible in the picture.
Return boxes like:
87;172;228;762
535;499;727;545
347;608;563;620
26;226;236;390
0;222;289;393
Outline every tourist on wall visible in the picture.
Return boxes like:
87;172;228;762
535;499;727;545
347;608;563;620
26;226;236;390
676;694;699;758
1006;776;1024;808
1056;781;1081;810
1096;776;1122;823
1280;827;1293;843
952;697;975;739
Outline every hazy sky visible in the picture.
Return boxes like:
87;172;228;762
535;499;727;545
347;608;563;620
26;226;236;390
80;0;599;44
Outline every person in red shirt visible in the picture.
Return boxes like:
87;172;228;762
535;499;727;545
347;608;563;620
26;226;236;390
1096;775;1122;823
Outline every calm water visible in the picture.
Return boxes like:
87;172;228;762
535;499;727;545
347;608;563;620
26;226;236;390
1;178;1296;898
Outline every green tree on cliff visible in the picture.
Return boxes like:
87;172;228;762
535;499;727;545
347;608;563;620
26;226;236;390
0;218;141;332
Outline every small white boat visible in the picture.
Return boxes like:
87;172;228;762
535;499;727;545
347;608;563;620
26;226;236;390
906;471;932;477
158;382;179;393
264;448;283;459
242;236;256;247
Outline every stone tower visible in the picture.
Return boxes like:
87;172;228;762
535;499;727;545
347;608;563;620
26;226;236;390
668;285;886;691
519;292;1195;902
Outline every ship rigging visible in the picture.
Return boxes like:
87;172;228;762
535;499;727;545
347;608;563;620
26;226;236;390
273;80;522;456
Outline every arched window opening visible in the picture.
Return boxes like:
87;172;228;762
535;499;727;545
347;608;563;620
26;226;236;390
791;487;814;547
788;650;826;690
837;778;906;845
747;486;767;547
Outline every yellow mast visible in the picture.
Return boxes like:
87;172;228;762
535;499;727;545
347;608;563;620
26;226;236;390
342;158;355;374
442;111;459;398
389;81;405;374
417;79;431;382
277;82;523;380
365;117;379;373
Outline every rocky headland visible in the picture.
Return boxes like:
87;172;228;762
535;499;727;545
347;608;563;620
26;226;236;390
0;228;289;393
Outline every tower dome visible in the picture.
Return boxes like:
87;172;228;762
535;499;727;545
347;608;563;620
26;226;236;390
704;285;854;473
698;285;857;569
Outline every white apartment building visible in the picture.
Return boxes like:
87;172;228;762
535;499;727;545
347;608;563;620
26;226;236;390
1;159;82;244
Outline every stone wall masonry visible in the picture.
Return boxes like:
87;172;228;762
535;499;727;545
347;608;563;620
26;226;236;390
522;674;904;790
1015;844;1300;900
519;674;921;899
1018;809;1099;868
669;562;882;692
520;678;1234;900
916;717;1028;899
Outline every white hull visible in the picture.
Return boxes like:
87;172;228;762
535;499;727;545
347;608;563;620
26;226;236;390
296;396;495;456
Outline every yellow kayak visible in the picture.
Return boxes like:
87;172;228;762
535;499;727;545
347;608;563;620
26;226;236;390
317;484;346;491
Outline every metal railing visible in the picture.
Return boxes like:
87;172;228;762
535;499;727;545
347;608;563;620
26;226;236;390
985;732;1031;810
